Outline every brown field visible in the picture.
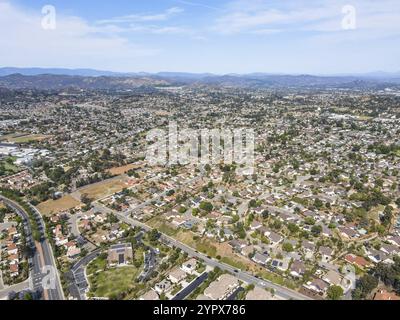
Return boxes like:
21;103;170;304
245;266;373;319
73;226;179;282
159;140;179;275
107;163;141;175
37;195;82;216
0;133;20;141
78;177;130;200
1;133;52;143
155;110;170;116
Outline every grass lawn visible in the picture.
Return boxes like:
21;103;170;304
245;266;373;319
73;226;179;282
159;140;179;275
88;266;142;299
134;247;145;264
86;256;107;275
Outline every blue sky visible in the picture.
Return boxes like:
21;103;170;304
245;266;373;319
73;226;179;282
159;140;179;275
1;0;400;74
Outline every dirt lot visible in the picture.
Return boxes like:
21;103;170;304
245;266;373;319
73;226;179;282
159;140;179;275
78;176;130;200
37;195;82;216
1;133;51;143
106;163;141;175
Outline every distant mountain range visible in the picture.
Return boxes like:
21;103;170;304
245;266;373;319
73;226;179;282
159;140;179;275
2;67;400;79
0;67;123;77
0;67;218;78
0;73;170;90
0;67;400;90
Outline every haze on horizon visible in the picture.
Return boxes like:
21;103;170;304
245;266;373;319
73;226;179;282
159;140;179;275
1;0;400;75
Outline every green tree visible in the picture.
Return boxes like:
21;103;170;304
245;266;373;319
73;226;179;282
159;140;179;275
311;225;322;237
199;201;213;213
282;242;294;252
352;274;378;299
327;285;344;300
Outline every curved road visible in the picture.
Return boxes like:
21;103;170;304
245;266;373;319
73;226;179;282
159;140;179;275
0;195;64;300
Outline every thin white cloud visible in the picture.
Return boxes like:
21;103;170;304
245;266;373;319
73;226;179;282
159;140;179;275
96;7;184;25
94;6;191;37
0;1;158;71
213;0;400;38
173;0;222;12
126;24;191;35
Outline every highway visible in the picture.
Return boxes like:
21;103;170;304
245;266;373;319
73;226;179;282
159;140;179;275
0;195;65;300
30;204;65;300
93;202;312;301
0;195;41;299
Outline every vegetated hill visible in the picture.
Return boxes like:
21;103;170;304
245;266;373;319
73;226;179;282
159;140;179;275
194;74;400;89
0;74;171;90
0;72;399;91
0;67;125;77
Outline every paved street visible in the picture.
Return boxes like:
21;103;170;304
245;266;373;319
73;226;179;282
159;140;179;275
171;272;209;300
68;249;101;300
30;204;65;300
93;201;312;301
0;195;65;300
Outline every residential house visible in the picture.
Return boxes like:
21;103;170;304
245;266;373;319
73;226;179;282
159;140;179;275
252;252;270;265
270;258;290;272
140;290;159;301
203;274;239;300
304;278;329;296
181;258;198;274
319;246;334;262
373;290;400;301
154;279;172;294
290;260;306;278
107;243;133;267
344;254;372;269
264;230;283;247
168;268;187;284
